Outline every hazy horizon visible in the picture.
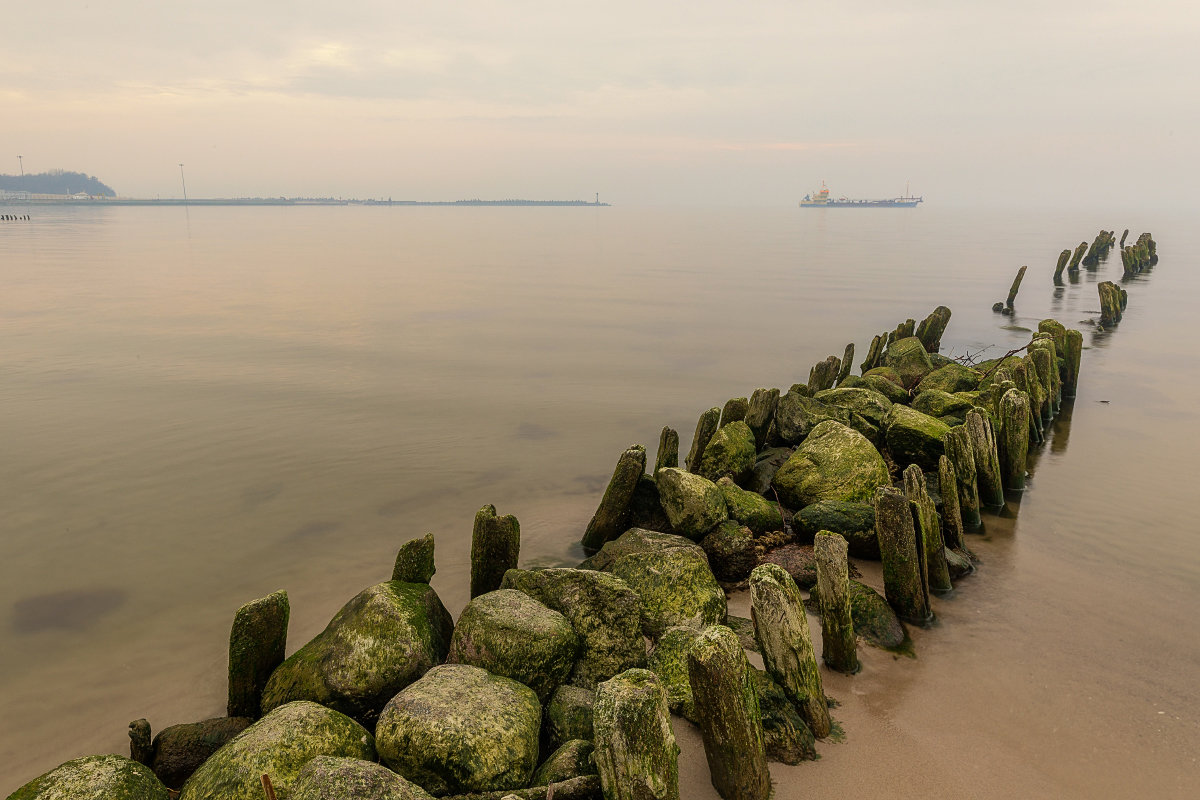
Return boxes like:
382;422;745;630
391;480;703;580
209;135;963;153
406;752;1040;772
4;2;1198;208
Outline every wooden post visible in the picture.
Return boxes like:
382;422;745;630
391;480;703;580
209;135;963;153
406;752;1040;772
998;389;1031;491
874;486;932;625
814;532;859;674
582;445;647;552
965;409;1004;507
943;426;981;528
938;455;966;551
228;590;289;719
904;465;951;595
593;669;680;800
471;505;520;598
1006;265;1028;310
684;407;721;473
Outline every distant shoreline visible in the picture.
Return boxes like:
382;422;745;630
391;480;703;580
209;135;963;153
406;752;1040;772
0;197;610;208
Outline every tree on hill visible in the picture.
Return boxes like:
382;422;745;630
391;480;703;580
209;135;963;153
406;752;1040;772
0;170;116;196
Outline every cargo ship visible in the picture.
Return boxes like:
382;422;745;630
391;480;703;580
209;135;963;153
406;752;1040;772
800;182;923;208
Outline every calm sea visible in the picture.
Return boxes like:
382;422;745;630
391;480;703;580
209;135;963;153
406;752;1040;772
2;204;1197;796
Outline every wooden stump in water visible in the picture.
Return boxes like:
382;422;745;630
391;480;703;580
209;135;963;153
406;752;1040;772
745;388;779;451
916;305;952;353
943;426;981;529
1005;265;1028;310
471;505;520;598
593;669;680;800
807;355;841;394
686;626;771;800
684;407;721;473
903;464;951;595
128;719;152;766
835;343;855;386
859;333;887;374
1067;241;1088;272
998;389;1031;492
227;589;289;719
938;455;967;551
1063;328;1083;398
1053;249;1072;284
814;532;859;675
654;426;679;476
965;409;1004;507
874;485;931;625
582;445;647;552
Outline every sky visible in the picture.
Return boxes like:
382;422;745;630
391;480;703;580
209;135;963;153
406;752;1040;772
4;1;1198;206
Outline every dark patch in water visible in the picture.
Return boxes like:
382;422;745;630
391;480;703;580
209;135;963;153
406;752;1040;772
289;520;341;540
241;483;283;511
515;422;556;441
573;473;609;494
12;588;127;633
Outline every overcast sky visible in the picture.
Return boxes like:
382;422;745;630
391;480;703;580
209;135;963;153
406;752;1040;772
4;1;1197;206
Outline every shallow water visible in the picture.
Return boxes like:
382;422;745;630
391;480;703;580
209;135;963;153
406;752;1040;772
1;204;1197;795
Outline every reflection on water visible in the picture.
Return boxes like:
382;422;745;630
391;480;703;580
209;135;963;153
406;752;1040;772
1;206;1197;796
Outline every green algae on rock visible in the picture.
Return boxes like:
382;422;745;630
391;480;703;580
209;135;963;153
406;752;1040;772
472;505;521;598
700;521;758;583
500;568;645;689
392;533;437;584
774;391;849;445
227;589;289;720
149;716;252;789
179;701;375;800
260;580;452;726
745;388;780;450
772;420;889;509
715;477;783;535
646;625;705;722
654;468;728;540
884;404;951;472
581;445;647;552
8;754;169;800
531;740;596;787
609;548;727;638
914;362;979;395
697;421;756;483
593;669;680;800
794;500;877;558
911;389;974;420
377;664;541;796
847;580;908;651
449;589;580;702
882;336;934;388
747;668;818;764
543;685;596;753
291;757;434;800
578;527;706;572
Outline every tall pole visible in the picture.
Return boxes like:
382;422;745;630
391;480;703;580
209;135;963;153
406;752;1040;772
179;163;188;203
18;155;23;176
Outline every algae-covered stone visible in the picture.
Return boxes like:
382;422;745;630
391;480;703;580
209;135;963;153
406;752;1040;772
700;521;758;583
291;757;434;800
794;500;877;558
915;363;979;395
179;701;375;800
471;505;521;598
684;407;721;474
859;372;911;404
392;533;436;584
593;669;680;800
654;427;679;475
501;568;645;689
772;420;889;509
227;589;289;719
883;337;934;388
814;386;894;429
261;581;452;726
610;549;727;638
747;668;817;764
150;716;252;789
449;589;580;702
720;397;749;426
716;477;783;535
745;388;780;450
9;755;169;800
646;626;704;722
582;445;647;552
377;664;541;796
744;447;792;496
814;532;859;675
884;404;951;471
654;468;727;540
697;421;756;483
912;389;974;419
774;391;849;444
544;685;596;753
532;740;596;786
578;527;706;572
848;580;907;650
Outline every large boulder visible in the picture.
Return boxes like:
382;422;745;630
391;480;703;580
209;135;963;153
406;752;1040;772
645;626;704;722
774;392;849;445
884;404;952;471
715;477;783;535
448;589;580;702
578;527;706;573
760;543;819;589
543;685;596;753
150;716;252;789
882;337;934;388
376;664;541;796
8;755;169;800
794;500;878;558
261;581;452;726
179;701;375;800
814;386;894;429
654;468;728;540
915;362;980;394
609;549;727;638
697;421;756;482
856;371;911;404
501;568;645;688
912;389;975;419
700;521;758;583
290;757;433;800
772;420;890;509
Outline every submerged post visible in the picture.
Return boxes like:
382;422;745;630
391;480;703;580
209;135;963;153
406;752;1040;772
1053;249;1072;284
814;531;859;674
938;455;967;551
471;504;520;598
1006;265;1028;311
943;425;981;528
904;464;951;595
874;485;932;625
654;427;679;476
998;389;1031;491
965;409;1004;507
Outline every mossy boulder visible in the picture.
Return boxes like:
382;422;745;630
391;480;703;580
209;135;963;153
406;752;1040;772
391;533;436;584
915;363;980;394
376;665;541;796
882;337;934;388
448;589;579;702
500;568;645;689
179;701;375;800
700;521;758;583
150;716;252;789
609;549;727;638
543;685;596;753
578;527;706;573
744;447;793;495
291;757;433;800
774;392;850;445
772;420;890;509
8;755;169;800
697;421;756;482
912;389;975;419
532;740;596;786
884;404;952;471
645;625;704;722
716;477;783;534
848;580;906;650
795;500;878;559
654;468;728;540
261;581;452;726
814;386;894;428
858;372;911;404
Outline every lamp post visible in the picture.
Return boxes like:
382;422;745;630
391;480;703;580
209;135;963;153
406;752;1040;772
179;163;188;203
18;155;23;176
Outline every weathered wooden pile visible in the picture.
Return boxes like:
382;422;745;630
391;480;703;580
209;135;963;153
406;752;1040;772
8;308;1088;800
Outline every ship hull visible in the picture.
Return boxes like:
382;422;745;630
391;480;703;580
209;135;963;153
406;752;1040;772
800;199;921;208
